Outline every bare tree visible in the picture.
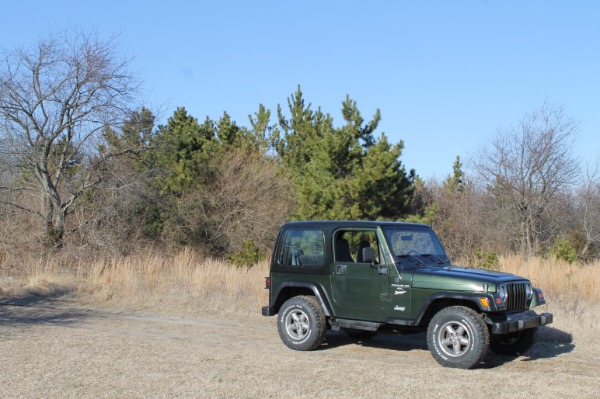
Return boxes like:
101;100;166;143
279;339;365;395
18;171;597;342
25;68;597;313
0;29;138;248
472;103;579;256
171;149;296;256
574;164;600;259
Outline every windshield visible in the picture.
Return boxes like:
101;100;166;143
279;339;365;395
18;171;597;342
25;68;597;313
382;226;450;268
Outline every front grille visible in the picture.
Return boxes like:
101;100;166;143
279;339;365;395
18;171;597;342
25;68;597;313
506;282;528;312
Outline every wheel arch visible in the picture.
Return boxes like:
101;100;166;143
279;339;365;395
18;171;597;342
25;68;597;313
272;281;333;317
414;293;489;328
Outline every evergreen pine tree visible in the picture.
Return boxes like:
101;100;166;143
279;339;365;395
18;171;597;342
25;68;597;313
150;107;218;195
274;86;414;220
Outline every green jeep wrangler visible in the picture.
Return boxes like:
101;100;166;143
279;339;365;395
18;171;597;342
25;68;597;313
262;221;553;369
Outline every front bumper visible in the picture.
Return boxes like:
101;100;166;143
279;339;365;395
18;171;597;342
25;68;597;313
488;311;553;334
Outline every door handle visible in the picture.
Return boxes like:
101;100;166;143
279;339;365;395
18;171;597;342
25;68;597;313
336;265;347;275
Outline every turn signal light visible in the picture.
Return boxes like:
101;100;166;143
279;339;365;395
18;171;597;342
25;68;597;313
479;298;490;308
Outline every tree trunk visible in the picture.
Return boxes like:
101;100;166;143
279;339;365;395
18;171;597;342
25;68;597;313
41;187;66;249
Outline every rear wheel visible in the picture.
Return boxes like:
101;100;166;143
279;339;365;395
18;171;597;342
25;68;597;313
427;306;490;369
278;296;326;351
490;327;538;356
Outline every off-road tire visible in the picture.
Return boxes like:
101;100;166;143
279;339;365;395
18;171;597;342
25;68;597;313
278;296;326;351
427;306;490;369
343;328;377;341
490;327;538;356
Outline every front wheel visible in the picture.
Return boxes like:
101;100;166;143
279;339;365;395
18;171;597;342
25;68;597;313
427;306;490;369
490;327;538;356
277;296;326;351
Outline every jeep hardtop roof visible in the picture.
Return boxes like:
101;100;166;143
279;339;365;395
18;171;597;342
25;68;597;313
280;220;432;230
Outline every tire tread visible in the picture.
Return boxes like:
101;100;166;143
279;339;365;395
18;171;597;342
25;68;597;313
277;295;326;351
426;306;490;369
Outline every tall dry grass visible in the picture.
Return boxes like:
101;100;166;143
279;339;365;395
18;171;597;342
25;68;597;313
498;254;600;302
495;254;600;347
2;250;598;348
77;248;271;315
1;249;270;316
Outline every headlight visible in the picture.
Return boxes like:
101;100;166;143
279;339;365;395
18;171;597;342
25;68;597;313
495;284;508;305
498;284;507;301
525;282;533;299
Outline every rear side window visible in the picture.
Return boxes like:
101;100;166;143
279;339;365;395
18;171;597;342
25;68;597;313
278;228;325;267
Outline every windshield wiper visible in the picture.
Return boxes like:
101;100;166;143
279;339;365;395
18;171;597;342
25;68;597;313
396;254;425;265
420;254;450;265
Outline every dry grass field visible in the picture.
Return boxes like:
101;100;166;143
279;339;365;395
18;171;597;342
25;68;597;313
1;251;599;398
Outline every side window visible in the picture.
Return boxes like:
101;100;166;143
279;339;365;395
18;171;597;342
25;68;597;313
278;228;325;267
334;230;379;263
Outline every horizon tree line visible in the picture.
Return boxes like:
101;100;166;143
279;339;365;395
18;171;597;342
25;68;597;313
1;28;597;266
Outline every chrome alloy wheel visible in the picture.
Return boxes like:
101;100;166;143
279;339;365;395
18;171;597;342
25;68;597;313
284;308;310;339
436;320;471;357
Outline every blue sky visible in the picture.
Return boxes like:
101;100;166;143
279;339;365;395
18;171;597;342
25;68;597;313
2;1;599;179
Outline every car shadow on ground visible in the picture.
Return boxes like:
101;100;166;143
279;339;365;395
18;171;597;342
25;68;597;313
320;325;575;369
321;330;429;352
480;325;575;368
0;287;90;327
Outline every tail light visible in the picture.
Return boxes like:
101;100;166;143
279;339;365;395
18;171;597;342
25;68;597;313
264;276;271;289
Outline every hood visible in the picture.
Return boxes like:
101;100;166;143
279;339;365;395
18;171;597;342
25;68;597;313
411;265;529;292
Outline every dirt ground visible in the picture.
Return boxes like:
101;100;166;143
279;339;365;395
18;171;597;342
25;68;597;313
0;292;597;399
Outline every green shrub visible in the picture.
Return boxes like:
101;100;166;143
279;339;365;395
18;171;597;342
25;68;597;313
227;240;266;268
548;236;577;263
471;248;499;270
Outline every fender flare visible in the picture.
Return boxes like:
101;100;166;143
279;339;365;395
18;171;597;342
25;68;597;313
412;292;496;325
272;281;333;317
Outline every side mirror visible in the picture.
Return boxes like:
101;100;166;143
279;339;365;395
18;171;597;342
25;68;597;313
362;247;376;263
